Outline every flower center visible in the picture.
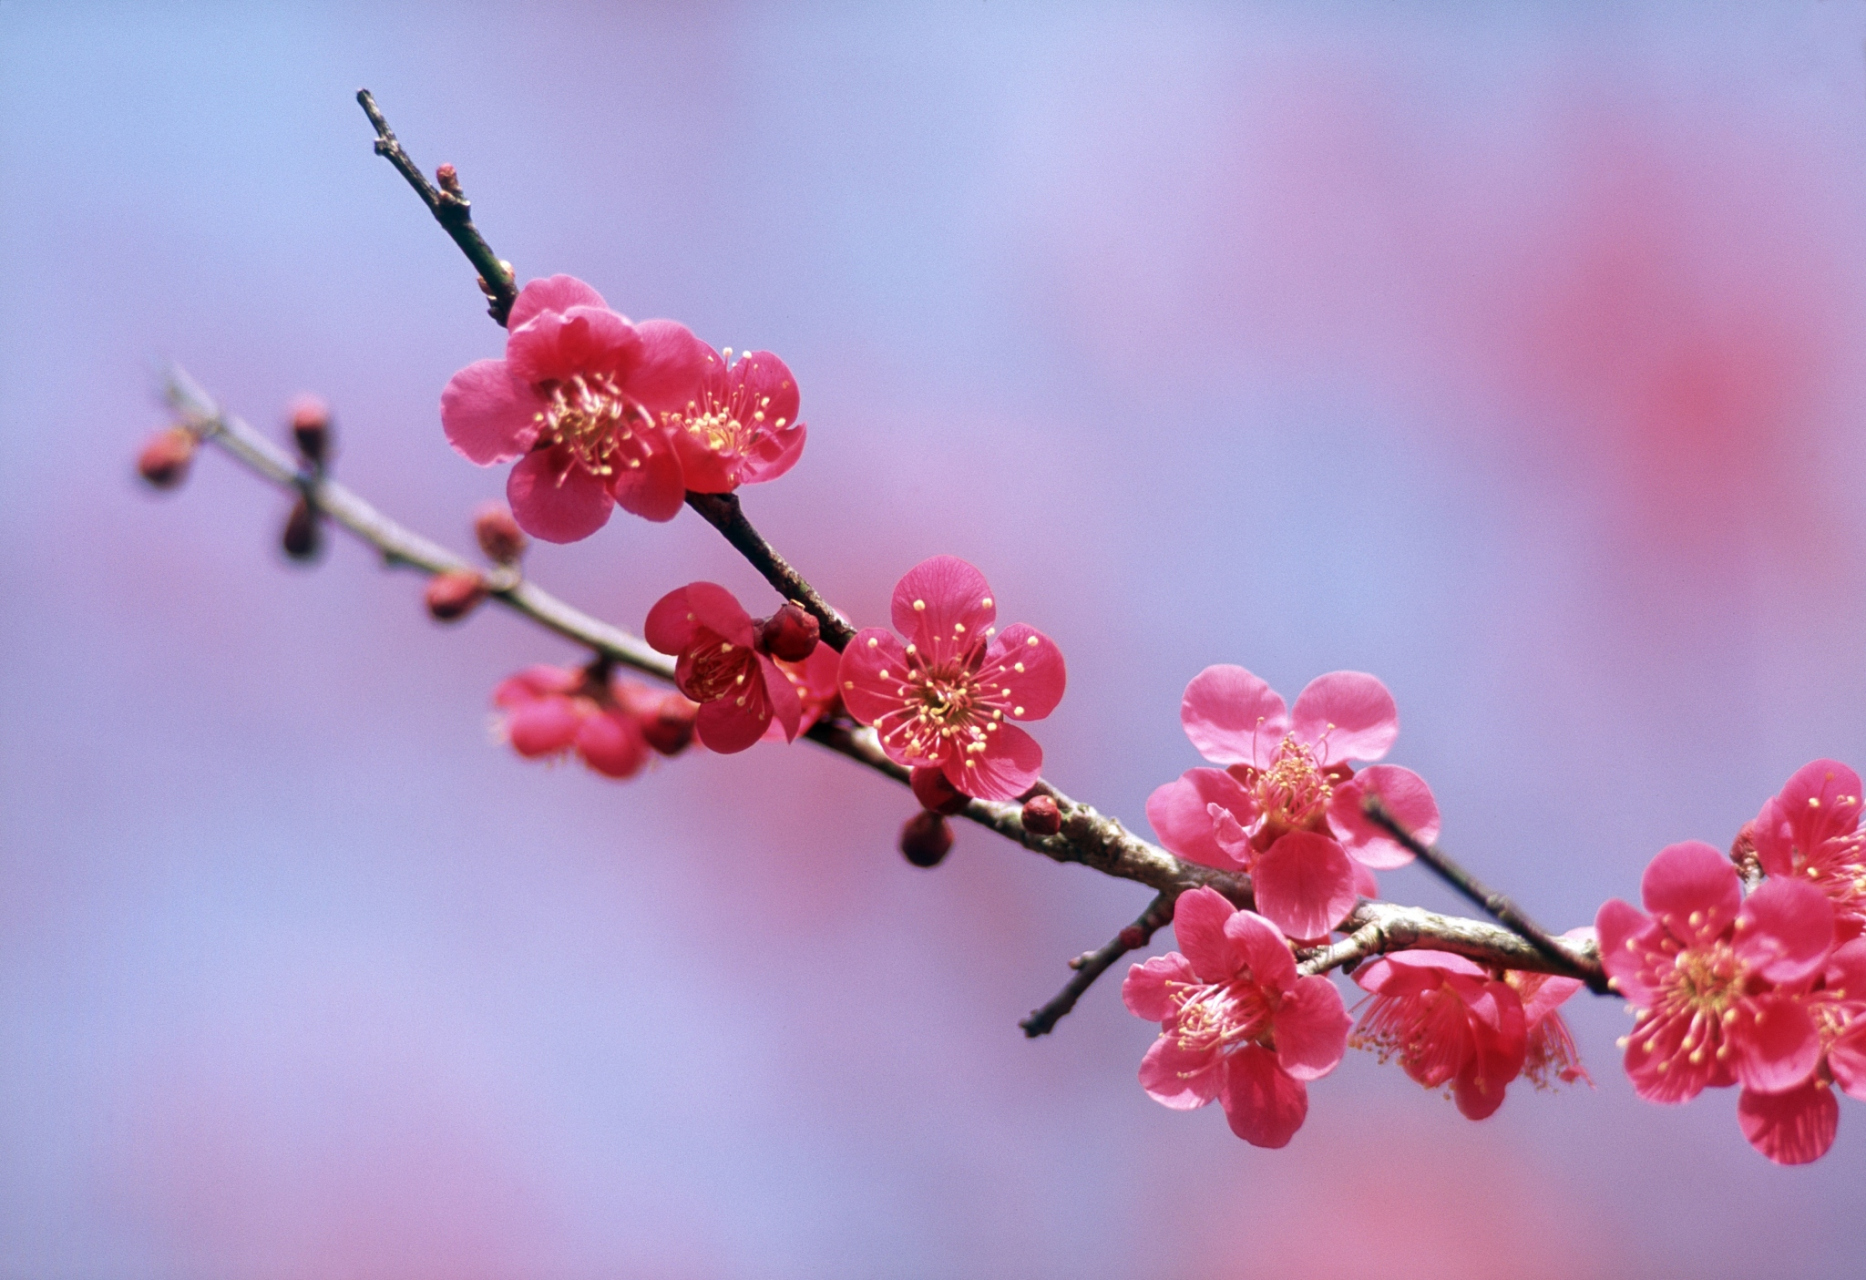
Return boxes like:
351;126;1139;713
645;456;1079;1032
680;637;753;704
872;641;1014;771
1234;735;1343;839
542;373;645;480
1169;977;1273;1057
1663;942;1747;1017
664;356;790;462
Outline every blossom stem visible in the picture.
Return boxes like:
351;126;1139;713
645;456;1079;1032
356;89;519;326
683;492;858;650
1360;795;1609;992
1020;893;1174;1037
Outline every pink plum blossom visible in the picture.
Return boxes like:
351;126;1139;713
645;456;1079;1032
1508;956;1592;1092
763;643;842;743
663;348;807;493
493;665;660;779
1123;887;1350;1148
838;556;1065;801
1350;950;1529;1120
1751;759;1866;942
1147;666;1439;940
440;275;711;541
646;583;802;754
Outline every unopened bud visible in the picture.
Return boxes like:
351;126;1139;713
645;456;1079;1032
1117;926;1147;950
1021;794;1062;836
288;395;332;465
641;694;699;756
435;163;463;197
756;602;820;662
910;766;969;815
137;426;196;489
281;494;322;561
899;810;953;868
425;569;488;621
473;502;528;565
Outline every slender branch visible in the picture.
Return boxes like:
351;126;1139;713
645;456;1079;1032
1360;795;1609;992
356;89;518;326
684;492;858;650
1021;893;1174;1037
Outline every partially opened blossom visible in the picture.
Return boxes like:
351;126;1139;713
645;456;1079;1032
663;348;807;493
763;643;842;742
1508;953;1591;1091
1752;759;1866;941
1351;950;1528;1120
1598;841;1835;1109
1123;887;1351;1148
838;556;1065;801
493;665;656;779
440;275;711;541
1147;666;1439;940
646;583;802;754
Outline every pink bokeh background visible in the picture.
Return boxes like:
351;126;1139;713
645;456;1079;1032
8;3;1866;1275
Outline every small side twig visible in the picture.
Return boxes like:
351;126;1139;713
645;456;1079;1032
1361;795;1608;992
1021;893;1175;1037
356;89;518;325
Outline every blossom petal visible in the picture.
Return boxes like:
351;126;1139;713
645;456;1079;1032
606;432;687;522
1728;995;1821;1095
628;319;713;415
507;274;609;331
1736;878;1836;985
694;683;772;754
1122;952;1197;1023
1218;1046;1308;1148
507;305;643;386
1276;975;1351;1081
1329;765;1439;869
760;655;803;743
1169;886;1239;984
644;586;699;655
493;665;580;708
943;720;1042;802
507;448;614;543
1515;972;1585;1029
1179;665;1288;766
739;419;807;487
1596;899;1660;1005
440;359;542;464
837;629;911;732
505;697;581;758
1640;841;1742;943
1138;1033;1221;1110
1770;759;1866;855
983;625;1066;721
1223;909;1298;992
1738;1081;1838;1166
680;582;757;645
890;556;997;643
1145;770;1256;870
1250;831;1358;941
575;710;649;778
1290;671;1399;765
1622;1011;1717;1105
1827;1021;1866;1100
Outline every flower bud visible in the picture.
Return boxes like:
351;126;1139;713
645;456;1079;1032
425;569;488;621
1117;925;1147;950
756;602;820;662
281;494;322;561
910;766;969;815
473;502;528;565
1021;794;1062;836
289;395;332;465
435;163;463;197
641;694;699;756
899;810;953;868
137;426;196;489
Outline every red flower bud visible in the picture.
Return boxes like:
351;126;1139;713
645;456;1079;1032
756;602;820;663
1117;925;1147;950
136;426;197;489
289;395;332;465
281;494;322;561
473;502;528;565
435;163;463;197
425;569;488;621
899;810;954;868
1021;794;1062;836
911;766;969;815
641;694;699;756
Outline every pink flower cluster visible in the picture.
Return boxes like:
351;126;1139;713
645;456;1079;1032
493;664;699;779
441;275;805;542
1601;759;1866;1165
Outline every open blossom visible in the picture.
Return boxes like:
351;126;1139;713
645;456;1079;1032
646;583;803;754
440;275;711;541
1146;666;1439;940
1598;841;1834;1114
664;348;806;493
838;556;1065;801
1751;759;1866;941
1727;938;1866;1164
1123;887;1350;1148
1351;951;1527;1120
493;665;697;779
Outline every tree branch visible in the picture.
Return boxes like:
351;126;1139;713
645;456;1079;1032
684;492;858;650
1020;893;1174;1037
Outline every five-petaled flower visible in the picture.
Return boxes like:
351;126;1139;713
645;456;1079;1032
1146;666;1439;940
837;556;1065;801
1351;951;1526;1120
665;348;807;493
646;583;803;753
1123;887;1351;1148
441;275;712;541
1751;759;1866;943
493;664;696;779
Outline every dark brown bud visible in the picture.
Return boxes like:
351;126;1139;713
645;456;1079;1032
136;426;197;489
1021;794;1062;836
435;163;463;197
910;766;969;815
641;695;699;756
473;502;528;565
425;569;488;621
288;395;332;465
1117;926;1147;950
756;602;820;663
899;810;954;868
281;494;322;561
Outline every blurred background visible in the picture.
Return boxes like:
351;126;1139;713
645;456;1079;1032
8;2;1866;1275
